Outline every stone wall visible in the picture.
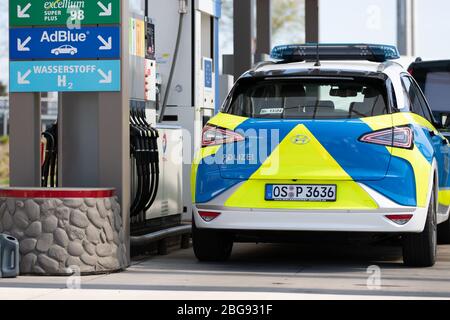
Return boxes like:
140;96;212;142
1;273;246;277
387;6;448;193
0;195;127;275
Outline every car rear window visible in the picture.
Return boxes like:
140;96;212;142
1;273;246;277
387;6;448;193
223;77;389;119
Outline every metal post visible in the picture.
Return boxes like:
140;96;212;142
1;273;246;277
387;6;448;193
3;112;8;137
58;0;131;264
233;0;255;79
305;0;319;43
408;0;415;56
397;0;407;55
256;0;272;61
9;93;41;187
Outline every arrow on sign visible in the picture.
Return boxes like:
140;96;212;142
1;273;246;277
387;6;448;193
98;36;112;50
17;36;32;52
17;3;31;18
98;69;112;84
18;70;31;85
98;1;112;16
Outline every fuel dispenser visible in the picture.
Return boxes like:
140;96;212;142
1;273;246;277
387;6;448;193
8;0;195;272
38;2;185;238
128;3;184;238
35;0;219;256
149;0;221;220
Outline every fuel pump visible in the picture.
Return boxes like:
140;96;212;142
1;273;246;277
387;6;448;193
38;1;186;241
129;5;183;237
149;0;221;220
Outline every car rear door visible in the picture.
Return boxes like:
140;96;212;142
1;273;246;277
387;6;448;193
404;70;450;211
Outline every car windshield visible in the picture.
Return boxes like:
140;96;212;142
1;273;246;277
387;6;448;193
223;77;389;119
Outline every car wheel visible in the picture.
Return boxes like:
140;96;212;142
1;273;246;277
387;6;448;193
70;50;75;55
192;219;233;262
402;186;437;267
54;51;59;55
438;215;450;244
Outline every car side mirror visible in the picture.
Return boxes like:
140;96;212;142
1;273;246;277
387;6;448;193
433;114;448;131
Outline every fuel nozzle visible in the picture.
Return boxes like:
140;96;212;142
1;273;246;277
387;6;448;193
178;0;188;14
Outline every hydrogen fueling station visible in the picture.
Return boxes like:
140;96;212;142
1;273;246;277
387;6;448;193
2;0;224;275
1;0;450;302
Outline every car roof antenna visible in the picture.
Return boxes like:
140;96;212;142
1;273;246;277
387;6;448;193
314;43;321;67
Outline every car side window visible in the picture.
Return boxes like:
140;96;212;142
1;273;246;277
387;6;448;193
411;78;435;124
401;75;428;120
400;77;413;111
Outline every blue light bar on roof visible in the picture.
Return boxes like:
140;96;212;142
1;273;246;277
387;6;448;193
270;43;400;63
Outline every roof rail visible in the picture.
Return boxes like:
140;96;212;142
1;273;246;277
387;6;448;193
252;60;277;71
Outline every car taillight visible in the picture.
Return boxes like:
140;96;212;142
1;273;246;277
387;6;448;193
202;125;244;147
359;126;413;149
198;211;221;222
385;214;413;225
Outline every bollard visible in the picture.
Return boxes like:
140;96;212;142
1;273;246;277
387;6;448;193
0;234;20;278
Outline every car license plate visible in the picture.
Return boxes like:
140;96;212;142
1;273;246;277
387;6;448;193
265;184;337;202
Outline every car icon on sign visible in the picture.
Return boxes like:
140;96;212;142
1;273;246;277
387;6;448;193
51;45;78;56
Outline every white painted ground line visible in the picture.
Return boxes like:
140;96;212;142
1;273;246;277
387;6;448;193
0;288;447;300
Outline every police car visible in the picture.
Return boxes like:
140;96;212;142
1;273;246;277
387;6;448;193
191;44;450;267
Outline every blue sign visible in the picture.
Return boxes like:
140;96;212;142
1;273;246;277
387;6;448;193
9;26;120;60
203;58;213;89
10;60;121;92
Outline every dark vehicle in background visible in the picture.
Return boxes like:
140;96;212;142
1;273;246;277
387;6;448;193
409;59;450;135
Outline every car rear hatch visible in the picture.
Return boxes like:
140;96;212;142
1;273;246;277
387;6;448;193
216;76;394;182
217;117;393;181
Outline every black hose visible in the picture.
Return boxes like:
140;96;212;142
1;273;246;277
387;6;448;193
48;124;58;187
145;127;159;212
41;123;58;188
41;132;54;187
130;125;144;217
158;9;186;122
130;107;161;219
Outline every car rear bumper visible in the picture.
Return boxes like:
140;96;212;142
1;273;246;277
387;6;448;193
193;182;431;233
193;205;428;233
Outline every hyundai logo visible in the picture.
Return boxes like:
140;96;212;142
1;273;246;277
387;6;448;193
291;134;310;145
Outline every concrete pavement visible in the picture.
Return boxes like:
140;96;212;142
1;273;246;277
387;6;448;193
0;242;449;299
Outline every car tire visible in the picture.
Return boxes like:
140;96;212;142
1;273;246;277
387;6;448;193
54;51;59;56
438;216;450;244
402;186;437;267
70;51;75;55
192;219;233;262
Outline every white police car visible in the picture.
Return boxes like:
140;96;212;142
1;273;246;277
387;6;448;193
191;44;450;267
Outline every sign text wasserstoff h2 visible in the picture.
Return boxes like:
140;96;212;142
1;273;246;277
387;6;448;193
10;0;120;26
10;60;121;92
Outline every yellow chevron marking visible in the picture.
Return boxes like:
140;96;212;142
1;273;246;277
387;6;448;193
208;112;248;130
224;124;378;209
